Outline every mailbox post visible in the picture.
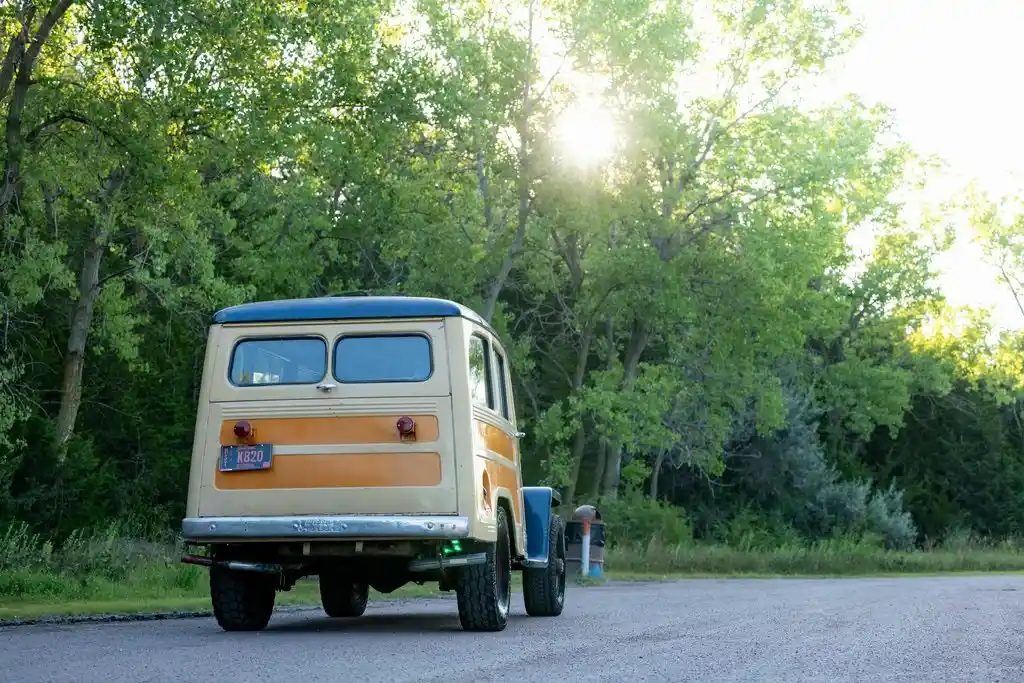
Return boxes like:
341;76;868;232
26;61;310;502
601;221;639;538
564;504;604;577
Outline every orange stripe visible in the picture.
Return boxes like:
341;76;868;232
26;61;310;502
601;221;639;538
473;418;520;522
482;457;522;524
214;453;441;489
219;415;439;445
476;420;515;461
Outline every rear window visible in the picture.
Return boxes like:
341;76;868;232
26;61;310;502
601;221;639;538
229;337;327;386
333;334;433;383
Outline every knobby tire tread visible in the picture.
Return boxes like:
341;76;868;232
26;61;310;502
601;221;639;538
522;514;566;617
209;566;276;632
456;505;510;632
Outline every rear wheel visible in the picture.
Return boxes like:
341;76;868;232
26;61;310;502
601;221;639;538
209;566;277;632
522;514;566;617
456;504;512;632
319;575;369;618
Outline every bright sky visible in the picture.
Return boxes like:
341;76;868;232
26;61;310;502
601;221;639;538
546;1;1024;329
819;0;1024;330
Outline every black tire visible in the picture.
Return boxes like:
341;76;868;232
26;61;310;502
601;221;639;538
522;514;566;617
456;504;512;632
319;575;369;618
209;566;277;632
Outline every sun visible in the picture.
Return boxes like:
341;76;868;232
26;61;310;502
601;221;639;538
551;96;619;169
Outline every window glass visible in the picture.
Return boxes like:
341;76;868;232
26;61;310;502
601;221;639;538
334;335;433;383
494;348;510;419
469;335;493;408
229;337;327;386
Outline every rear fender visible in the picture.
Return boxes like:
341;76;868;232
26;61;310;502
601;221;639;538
521;486;561;567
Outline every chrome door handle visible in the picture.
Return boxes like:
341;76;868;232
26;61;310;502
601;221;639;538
316;382;336;392
513;431;525;438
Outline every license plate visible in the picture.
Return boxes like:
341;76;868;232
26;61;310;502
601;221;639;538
219;444;273;472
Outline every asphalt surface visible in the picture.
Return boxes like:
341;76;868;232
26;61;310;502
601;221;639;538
2;575;1023;683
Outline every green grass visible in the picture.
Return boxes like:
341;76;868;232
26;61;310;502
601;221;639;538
0;576;448;621
608;538;1024;576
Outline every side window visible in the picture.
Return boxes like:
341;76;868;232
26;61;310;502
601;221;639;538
229;337;327;386
493;347;510;420
468;335;493;409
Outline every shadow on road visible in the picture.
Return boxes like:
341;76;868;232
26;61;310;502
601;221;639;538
253;611;533;635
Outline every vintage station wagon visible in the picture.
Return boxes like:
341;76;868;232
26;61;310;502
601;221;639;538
181;295;566;631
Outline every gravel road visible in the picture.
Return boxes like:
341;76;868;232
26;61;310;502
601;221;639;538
2;575;1023;683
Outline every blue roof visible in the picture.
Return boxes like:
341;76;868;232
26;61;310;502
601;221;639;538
213;295;491;328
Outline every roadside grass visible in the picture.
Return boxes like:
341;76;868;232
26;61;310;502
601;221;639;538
0;575;446;620
608;537;1024;577
4;521;1024;620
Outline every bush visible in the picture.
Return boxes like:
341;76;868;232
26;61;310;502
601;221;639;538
865;484;917;550
712;506;803;550
596;492;693;547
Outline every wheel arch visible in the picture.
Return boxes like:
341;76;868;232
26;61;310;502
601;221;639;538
494;493;519;556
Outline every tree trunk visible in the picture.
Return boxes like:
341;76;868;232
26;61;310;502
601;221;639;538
0;0;75;222
564;423;586;507
54;168;126;461
54;235;103;457
481;0;533;323
589;314;615;499
590;440;607;499
562;328;591;504
601;318;651;496
650;448;667;498
0;5;34;102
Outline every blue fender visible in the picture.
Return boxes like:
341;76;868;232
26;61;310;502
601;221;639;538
521;486;562;566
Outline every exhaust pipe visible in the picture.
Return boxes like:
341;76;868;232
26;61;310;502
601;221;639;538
408;551;488;572
181;554;283;574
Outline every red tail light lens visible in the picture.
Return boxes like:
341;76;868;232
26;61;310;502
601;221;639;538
233;421;253;439
396;416;416;437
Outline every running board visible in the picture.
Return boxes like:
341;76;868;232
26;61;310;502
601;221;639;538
518;558;549;569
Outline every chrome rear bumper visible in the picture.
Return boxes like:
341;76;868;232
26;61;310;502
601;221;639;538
181;515;470;541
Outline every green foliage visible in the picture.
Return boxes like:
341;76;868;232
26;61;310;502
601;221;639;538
0;0;1022;559
597;491;694;548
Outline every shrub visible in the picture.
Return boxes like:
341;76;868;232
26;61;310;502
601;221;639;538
865;484;918;550
596;492;693;547
712;506;803;550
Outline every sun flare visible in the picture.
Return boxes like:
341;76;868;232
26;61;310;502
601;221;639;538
552;97;619;168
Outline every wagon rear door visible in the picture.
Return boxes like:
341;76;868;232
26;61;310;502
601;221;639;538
194;318;458;518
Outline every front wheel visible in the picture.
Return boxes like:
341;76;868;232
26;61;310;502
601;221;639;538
522;514;566;617
209;566;277;632
455;504;512;631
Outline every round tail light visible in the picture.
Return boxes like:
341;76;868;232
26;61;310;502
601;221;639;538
396;416;416;437
233;421;254;439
